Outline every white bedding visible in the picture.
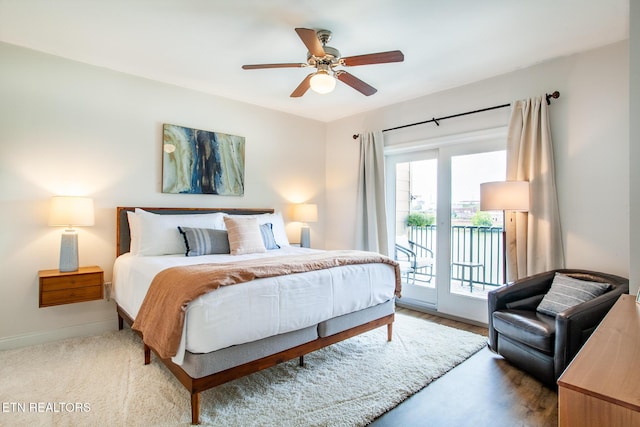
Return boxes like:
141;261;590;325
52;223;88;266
113;247;396;365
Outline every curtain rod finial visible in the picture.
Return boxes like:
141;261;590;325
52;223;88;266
545;91;560;105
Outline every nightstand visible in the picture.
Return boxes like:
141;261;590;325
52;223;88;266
38;266;104;307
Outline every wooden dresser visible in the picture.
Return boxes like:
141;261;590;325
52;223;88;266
557;294;640;426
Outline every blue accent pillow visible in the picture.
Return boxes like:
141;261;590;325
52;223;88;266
177;227;230;256
260;223;280;250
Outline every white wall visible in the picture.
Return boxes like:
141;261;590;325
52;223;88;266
0;42;326;348
327;41;629;280
630;0;640;296
0;37;631;348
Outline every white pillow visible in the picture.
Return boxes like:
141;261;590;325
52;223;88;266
224;216;266;255
228;212;290;247
134;208;227;256
127;211;141;255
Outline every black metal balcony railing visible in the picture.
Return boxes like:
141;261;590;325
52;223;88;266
407;225;504;288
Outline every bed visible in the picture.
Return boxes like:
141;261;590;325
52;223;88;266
113;207;400;424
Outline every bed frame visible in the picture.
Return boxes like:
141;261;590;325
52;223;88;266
115;207;395;425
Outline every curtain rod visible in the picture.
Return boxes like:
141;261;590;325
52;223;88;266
352;91;560;139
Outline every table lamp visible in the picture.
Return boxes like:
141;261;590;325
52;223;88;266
49;196;94;272
480;181;529;283
292;203;318;248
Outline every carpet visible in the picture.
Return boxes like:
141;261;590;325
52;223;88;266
0;312;486;426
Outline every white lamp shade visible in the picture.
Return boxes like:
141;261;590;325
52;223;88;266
309;71;336;94
49;196;95;227
292;203;318;223
480;181;530;212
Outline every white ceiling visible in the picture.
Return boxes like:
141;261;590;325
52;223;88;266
0;0;629;122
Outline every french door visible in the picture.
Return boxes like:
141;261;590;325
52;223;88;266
386;150;439;308
385;128;506;324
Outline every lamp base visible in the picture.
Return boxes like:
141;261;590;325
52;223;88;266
300;226;311;248
59;230;79;272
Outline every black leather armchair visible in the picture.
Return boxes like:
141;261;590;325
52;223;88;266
488;269;629;386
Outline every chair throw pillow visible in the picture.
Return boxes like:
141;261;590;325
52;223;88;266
178;227;230;256
536;272;611;317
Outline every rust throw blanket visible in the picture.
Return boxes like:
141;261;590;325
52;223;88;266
132;250;401;359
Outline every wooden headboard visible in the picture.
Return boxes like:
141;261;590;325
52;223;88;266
116;207;275;257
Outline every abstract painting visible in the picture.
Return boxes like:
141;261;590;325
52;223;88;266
162;124;245;195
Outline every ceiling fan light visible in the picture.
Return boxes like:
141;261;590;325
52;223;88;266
309;70;336;94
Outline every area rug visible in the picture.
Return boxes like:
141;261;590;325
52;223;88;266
0;312;486;426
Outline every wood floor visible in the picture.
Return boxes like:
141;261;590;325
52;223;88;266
370;308;558;427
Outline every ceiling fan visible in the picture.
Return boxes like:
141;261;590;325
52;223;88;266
242;28;404;97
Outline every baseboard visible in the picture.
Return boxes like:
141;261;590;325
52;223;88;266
397;298;488;328
0;319;117;351
396;297;437;312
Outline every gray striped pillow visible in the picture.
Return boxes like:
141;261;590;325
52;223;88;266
178;227;230;256
536;273;611;316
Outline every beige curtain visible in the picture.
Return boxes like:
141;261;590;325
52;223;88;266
506;97;564;281
355;131;389;255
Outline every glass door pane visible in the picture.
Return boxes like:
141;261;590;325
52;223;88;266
450;151;505;298
386;149;438;308
395;159;437;288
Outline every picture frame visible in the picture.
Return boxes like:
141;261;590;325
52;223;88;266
162;123;245;196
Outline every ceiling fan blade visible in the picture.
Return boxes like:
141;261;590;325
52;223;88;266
295;28;325;57
341;50;404;67
290;74;313;97
242;63;306;70
335;71;377;96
